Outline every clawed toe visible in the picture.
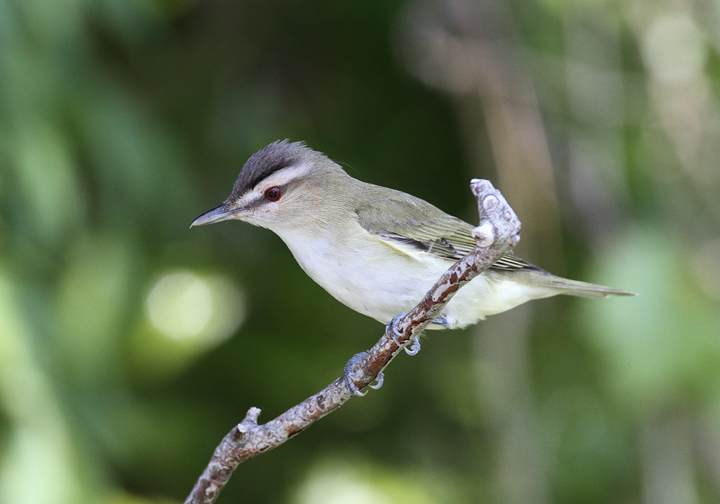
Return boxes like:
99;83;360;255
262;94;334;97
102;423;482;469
369;372;384;390
343;374;367;396
344;353;385;395
404;337;421;356
431;316;454;328
343;352;368;396
386;313;423;356
386;313;407;345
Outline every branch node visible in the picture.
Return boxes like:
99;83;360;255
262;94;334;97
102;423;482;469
234;425;246;438
244;407;261;425
472;222;496;247
470;179;520;248
482;194;500;212
470;178;493;193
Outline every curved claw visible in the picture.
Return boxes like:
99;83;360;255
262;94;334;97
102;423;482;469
386;313;407;345
369;372;384;390
343;352;368;396
344;375;367;396
432;316;453;328
404;337;421;356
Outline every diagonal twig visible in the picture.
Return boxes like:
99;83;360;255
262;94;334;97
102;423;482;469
184;179;521;504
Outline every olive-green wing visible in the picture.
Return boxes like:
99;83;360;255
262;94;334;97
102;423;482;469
355;188;636;297
354;192;545;273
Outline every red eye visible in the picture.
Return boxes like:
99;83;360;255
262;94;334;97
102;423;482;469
264;187;282;201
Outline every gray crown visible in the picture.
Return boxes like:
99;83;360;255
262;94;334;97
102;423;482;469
230;140;321;199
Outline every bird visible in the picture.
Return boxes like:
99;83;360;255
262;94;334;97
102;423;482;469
191;140;634;331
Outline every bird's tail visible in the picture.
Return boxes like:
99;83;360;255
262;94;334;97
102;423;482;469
534;274;636;298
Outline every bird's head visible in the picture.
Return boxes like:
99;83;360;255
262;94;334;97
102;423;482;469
191;140;349;233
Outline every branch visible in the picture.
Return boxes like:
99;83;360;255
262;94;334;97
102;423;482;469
184;179;521;504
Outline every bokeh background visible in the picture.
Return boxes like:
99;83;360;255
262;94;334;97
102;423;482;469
2;0;720;503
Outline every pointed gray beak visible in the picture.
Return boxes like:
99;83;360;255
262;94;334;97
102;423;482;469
190;204;236;228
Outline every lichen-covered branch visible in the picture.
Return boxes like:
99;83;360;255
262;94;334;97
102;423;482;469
184;179;521;504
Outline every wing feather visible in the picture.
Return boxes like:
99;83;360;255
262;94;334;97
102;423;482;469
354;192;545;273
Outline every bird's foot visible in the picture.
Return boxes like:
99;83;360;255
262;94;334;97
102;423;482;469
343;352;367;396
386;313;424;356
431;315;455;328
404;336;421;356
343;352;384;396
370;372;384;390
386;313;407;346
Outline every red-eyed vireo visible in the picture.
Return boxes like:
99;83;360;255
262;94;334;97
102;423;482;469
192;140;634;330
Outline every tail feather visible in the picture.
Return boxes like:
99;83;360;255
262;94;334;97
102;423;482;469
490;254;636;299
541;275;637;298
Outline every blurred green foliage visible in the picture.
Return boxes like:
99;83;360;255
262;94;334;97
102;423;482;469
1;0;719;503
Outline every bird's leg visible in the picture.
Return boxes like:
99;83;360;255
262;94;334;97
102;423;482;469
344;311;415;396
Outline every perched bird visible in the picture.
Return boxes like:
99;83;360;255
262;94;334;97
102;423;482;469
192;140;634;330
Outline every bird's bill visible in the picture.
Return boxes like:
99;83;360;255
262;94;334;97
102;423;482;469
190;204;237;227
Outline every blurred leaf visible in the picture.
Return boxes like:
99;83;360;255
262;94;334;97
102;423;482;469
0;270;84;504
582;225;720;413
55;234;137;385
10;120;84;246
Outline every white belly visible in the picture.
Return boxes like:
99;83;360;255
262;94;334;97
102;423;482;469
278;229;554;330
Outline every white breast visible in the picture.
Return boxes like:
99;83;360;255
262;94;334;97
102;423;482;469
278;230;439;321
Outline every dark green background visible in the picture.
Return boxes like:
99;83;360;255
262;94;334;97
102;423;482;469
2;0;719;503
